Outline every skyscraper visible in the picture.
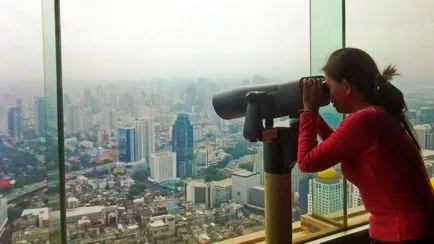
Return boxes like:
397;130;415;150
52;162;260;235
308;168;343;215
134;117;155;163
134;119;145;161
144;117;155;164
8;107;22;140
104;108;117;131
253;147;264;186
35;97;46;137
149;152;177;182
66;104;81;134
172;114;194;179
119;127;136;163
0;198;7;237
414;124;434;150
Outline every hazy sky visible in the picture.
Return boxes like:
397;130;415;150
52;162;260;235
1;0;433;89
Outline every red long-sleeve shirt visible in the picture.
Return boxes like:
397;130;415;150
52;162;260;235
297;105;434;241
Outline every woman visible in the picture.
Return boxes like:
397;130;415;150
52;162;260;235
298;47;434;243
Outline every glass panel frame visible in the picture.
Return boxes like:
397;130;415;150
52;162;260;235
304;0;347;239
42;0;67;242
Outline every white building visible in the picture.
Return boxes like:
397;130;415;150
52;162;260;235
308;168;343;215
185;180;215;209
414;124;434;150
147;214;177;243
0;198;8;237
253;147;264;186
150;152;177;183
347;182;363;209
232;170;261;204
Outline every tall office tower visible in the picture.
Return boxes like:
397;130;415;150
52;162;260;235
66;104;82;134
118;127;136;163
104;108;117;131
0;198;7;237
8;107;22;140
253;147;264;186
172;114;194;179
35;97;46;137
414;124;434;149
134;119;145;161
307;168;343;215
144;117;155;164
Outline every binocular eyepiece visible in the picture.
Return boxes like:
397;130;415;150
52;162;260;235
212;76;329;120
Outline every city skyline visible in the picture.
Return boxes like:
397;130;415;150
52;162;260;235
1;1;434;242
1;0;434;90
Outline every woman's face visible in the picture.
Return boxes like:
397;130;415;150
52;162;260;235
324;73;350;113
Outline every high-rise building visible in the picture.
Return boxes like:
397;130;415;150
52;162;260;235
149;152;177;183
144;117;155;164
66;104;81;134
104;108;117;131
0;198;8;237
253;147;264;186
35;97;46;137
347;181;363;209
16;99;23;111
308;168;343;215
172;114;194;179
134;119;146;161
414;124;434;150
8;107;22;140
292;165;304;195
232;170;261;204
299;174;314;215
119;127;136;163
97;128;109;145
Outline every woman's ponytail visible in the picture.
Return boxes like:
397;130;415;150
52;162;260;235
377;65;421;150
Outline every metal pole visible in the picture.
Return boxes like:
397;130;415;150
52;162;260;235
263;125;297;243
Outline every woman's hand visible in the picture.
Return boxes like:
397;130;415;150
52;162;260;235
303;78;329;111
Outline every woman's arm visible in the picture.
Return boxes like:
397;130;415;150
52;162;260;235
297;111;372;172
317;115;334;140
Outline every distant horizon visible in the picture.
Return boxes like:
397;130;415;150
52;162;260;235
1;0;433;94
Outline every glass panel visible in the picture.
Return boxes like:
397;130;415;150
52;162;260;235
345;0;434;227
0;0;65;243
293;0;346;242
60;1;311;243
42;0;67;243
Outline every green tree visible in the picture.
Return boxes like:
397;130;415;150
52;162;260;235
129;182;147;196
239;164;254;172
131;170;149;182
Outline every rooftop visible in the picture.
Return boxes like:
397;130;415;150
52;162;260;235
149;220;166;228
22;207;49;220
232;169;259;178
422;149;434;158
215;178;232;188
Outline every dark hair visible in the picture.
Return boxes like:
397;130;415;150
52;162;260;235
322;47;420;150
